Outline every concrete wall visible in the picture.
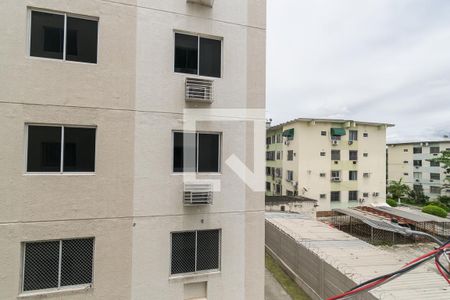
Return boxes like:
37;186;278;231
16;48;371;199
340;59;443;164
0;0;266;299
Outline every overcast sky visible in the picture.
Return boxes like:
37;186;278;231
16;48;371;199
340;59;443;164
267;0;450;143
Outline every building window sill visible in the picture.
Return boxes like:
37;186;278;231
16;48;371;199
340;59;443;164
18;285;92;298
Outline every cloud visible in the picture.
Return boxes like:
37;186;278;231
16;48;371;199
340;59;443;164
267;0;450;142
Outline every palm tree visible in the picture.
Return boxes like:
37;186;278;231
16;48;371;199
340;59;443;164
387;179;411;204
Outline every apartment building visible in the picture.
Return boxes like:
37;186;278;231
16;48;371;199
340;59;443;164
0;1;266;299
266;118;392;211
387;140;450;200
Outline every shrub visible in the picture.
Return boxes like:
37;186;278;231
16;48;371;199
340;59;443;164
438;196;450;205
426;201;449;212
422;205;448;218
386;198;398;207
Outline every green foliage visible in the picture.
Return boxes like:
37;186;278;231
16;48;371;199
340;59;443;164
387;179;411;200
408;184;429;205
422;205;448;218
429;150;450;184
386;198;398;207
438;196;450;205
426;201;449;212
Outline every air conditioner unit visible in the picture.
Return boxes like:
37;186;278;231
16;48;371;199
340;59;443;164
348;141;353;145
415;179;420;182
363;173;370;178
183;183;213;205
331;177;341;182
332;140;338;146
352;161;357;165
185;78;213;103
372;192;379;197
320;173;326;177
293;181;298;187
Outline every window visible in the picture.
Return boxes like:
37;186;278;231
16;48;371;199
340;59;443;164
430;173;441;180
171;230;220;275
287;170;293;181
349;191;358;201
331;191;340;202
430;186;441;194
30;11;98;63
363;153;368;157
331;150;340;161
331;170;341;180
321;131;327;136
266;167;271;176
413;160;422;167
404;149;409;152
349;130;358;141
349;150;358;161
430;160;440;167
287;150;294;161
403;173;409;176
173;132;220;173
286;190;294;196
275;184;282;195
403;161;409;164
266;137;271;145
320;173;326;177
320;151;326;157
266;182;271;191
363;133;368;137
276;151;281;160
266;151;275;161
349;171;358;181
430;146;440;154
174;33;221;78
22;238;94;292
413;147;422;154
413;172;422;180
320;194;326;199
27;125;96;173
275;168;282;178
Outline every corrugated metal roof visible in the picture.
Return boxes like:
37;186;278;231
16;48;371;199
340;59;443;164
376;206;449;223
266;212;450;300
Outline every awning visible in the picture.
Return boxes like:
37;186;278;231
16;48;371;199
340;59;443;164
282;128;294;138
331;128;346;136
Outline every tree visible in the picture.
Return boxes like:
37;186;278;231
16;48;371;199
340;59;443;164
408;184;429;205
387;179;411;204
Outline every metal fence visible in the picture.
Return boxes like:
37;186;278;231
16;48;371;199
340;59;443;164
265;220;377;300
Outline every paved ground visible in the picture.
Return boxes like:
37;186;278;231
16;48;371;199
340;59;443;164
265;269;292;300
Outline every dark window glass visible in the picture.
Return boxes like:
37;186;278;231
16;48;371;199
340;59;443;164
173;132;197;172
30;11;64;59
349;130;358;141
199;37;221;77
413;147;422;154
349;150;358;161
63;128;96;172
331;150;340;160
349;191;358;201
430;160;440;167
27;126;62;172
175;33;198;74
430;147;440;154
349;171;358;181
23;241;60;291
198;134;219;172
66;17;98;63
331;191;340;202
321;131;326;136
61;238;94;286
413;160;422;167
196;230;220;271
171;232;196;274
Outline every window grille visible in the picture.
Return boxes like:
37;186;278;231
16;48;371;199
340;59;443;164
22;238;94;292
171;230;220;275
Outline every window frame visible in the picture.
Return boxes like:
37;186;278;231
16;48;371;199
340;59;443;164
348;190;358;202
330;191;341;202
172;131;222;174
169;229;221;277
21;237;95;294
27;8;99;64
25;123;97;175
349;170;358;181
173;30;223;78
349;130;358;141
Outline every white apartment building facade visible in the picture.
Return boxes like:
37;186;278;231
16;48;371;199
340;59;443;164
266;118;392;211
387;141;450;200
0;1;266;299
